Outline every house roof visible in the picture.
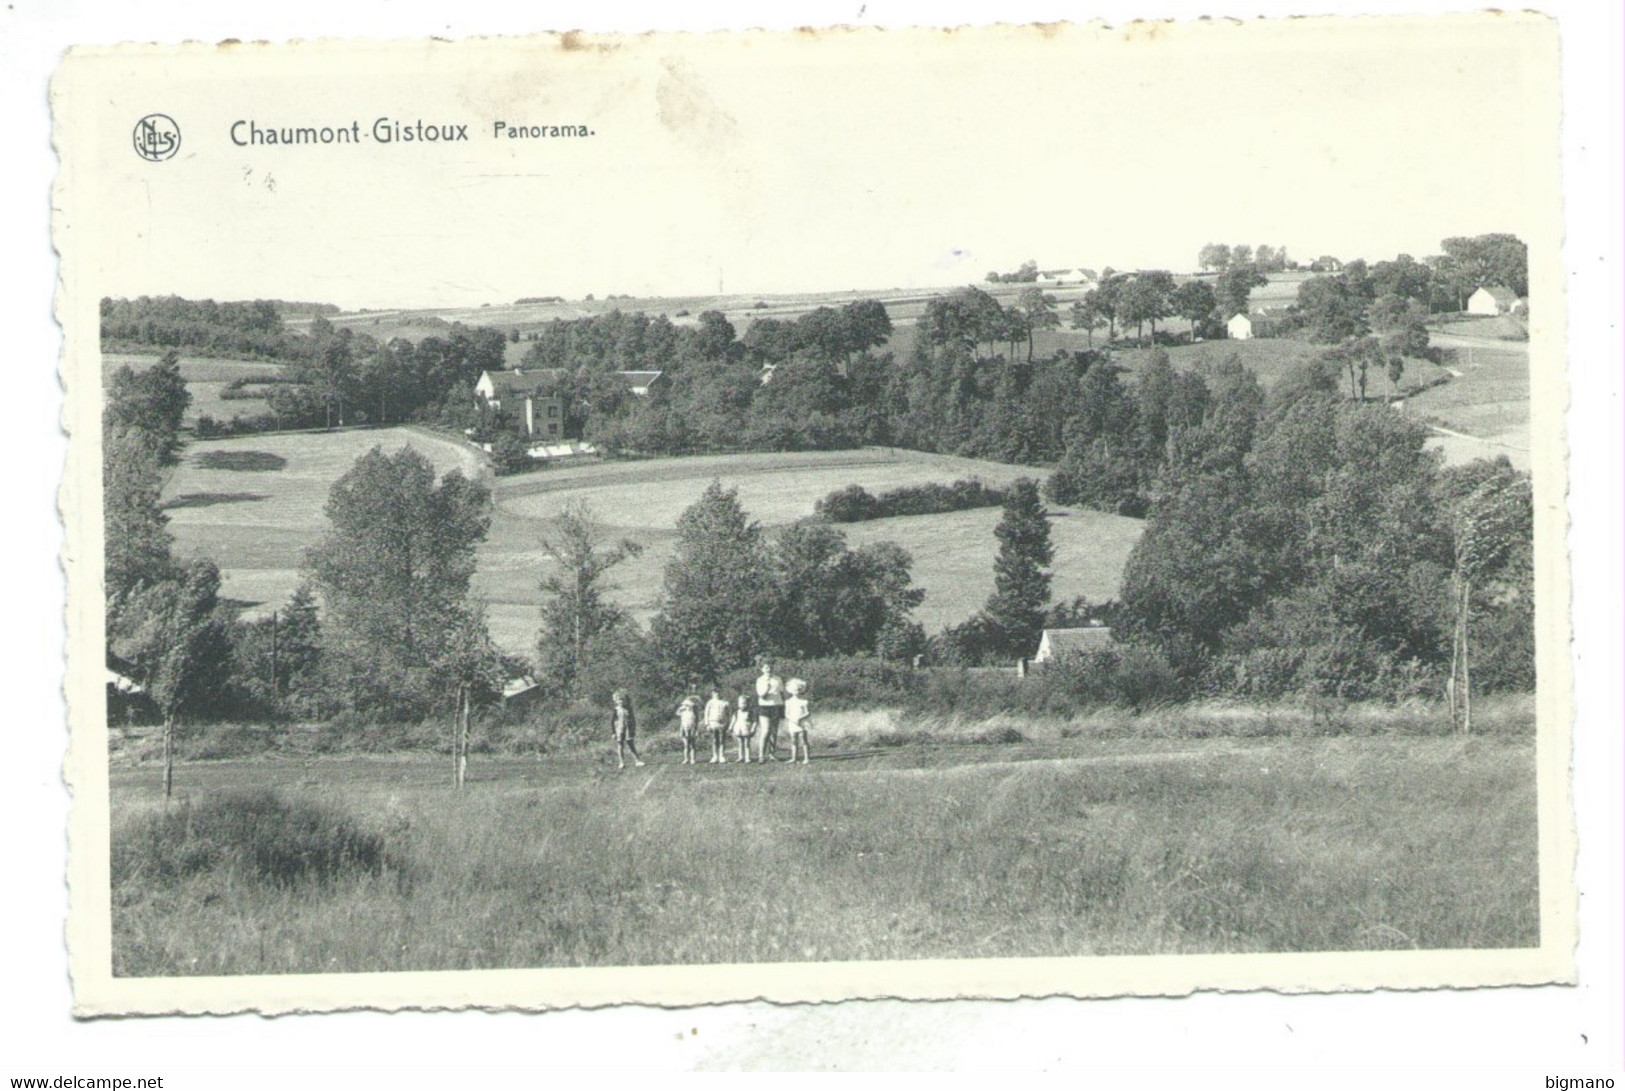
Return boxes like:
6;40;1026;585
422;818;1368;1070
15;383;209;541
1228;312;1254;325
615;370;666;387
1038;627;1114;656
481;368;567;398
502;676;539;699
1477;284;1519;305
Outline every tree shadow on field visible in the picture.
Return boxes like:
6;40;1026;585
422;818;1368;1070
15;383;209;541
162;491;268;509
195;450;287;472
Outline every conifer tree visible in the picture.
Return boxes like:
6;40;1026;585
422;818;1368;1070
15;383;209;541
982;478;1054;658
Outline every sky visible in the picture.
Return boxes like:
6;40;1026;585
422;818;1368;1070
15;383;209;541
56;14;1560;311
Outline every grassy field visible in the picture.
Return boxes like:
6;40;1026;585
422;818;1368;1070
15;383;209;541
316;282;1098;344
104;352;286;424
485;450;1141;647
1406;344;1531;442
160;427;482;614
108;712;1538;976
162;435;1144;651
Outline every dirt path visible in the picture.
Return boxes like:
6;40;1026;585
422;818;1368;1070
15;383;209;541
107;735;1282;797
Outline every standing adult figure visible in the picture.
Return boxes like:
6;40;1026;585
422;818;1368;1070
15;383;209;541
754;659;785;762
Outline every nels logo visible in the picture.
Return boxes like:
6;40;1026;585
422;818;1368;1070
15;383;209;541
133;114;181;162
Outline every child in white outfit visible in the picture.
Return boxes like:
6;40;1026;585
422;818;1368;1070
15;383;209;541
783;678;811;765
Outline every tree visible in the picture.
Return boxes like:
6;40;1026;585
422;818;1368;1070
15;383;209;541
535;501;644;695
1047;363;1146;514
1443;465;1532;733
1369;254;1433;305
1198;243;1233;272
652;481;774;682
1440;233;1528;297
766;522;925;659
274;583;324;714
304;335;358;428
1119;272;1177;345
304;446;494;717
1069;298;1107;347
692;310;738;362
1014;287;1059;362
112;560;232;797
1214;264;1268;319
982;479;1054;658
1171;279;1217;341
105;350;190;464
1368;293;1431;362
1085;276;1126;342
103;424;175;606
1296;272;1373;343
1322;336;1395;401
919;286;1006;358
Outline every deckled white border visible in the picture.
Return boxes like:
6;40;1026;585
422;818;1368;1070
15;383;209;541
49;10;1580;1031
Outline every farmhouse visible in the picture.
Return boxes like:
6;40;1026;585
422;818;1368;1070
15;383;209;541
614;370;669;397
1035;269;1094;287
1467;285;1520;316
1226;313;1256;340
475;368;566;439
1032;625;1114;664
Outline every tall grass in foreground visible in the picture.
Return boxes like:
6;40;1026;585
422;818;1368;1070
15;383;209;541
111;732;1538;976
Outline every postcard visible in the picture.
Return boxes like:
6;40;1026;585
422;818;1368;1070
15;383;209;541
55;14;1572;1015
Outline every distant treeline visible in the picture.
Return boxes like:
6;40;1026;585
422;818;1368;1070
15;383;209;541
815;479;1009;522
101;296;336;359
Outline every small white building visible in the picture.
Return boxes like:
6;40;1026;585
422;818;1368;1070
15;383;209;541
1467;285;1519;316
1032;626;1114;665
1227;313;1255;340
1035;269;1093;287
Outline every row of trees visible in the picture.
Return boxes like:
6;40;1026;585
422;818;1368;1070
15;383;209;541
1197;243;1294;274
100;296;336;360
103;297;510;438
267;318;507;431
103;352;237;795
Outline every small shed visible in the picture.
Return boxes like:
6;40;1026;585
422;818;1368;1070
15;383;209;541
1226;312;1255;340
501;676;544;714
1032;626;1114;664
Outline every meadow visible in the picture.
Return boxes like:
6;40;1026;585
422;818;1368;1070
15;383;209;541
108;703;1539;976
160;427;482;618
161;434;1144;651
1407;345;1530;440
481;448;1140;648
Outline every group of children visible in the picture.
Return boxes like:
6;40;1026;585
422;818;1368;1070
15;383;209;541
609;661;813;771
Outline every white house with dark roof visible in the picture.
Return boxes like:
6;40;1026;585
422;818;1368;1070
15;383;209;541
1467;285;1520;316
1032;626;1114;664
475;368;567;439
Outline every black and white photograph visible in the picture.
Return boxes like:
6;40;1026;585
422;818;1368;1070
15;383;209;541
41;4;1600;1039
